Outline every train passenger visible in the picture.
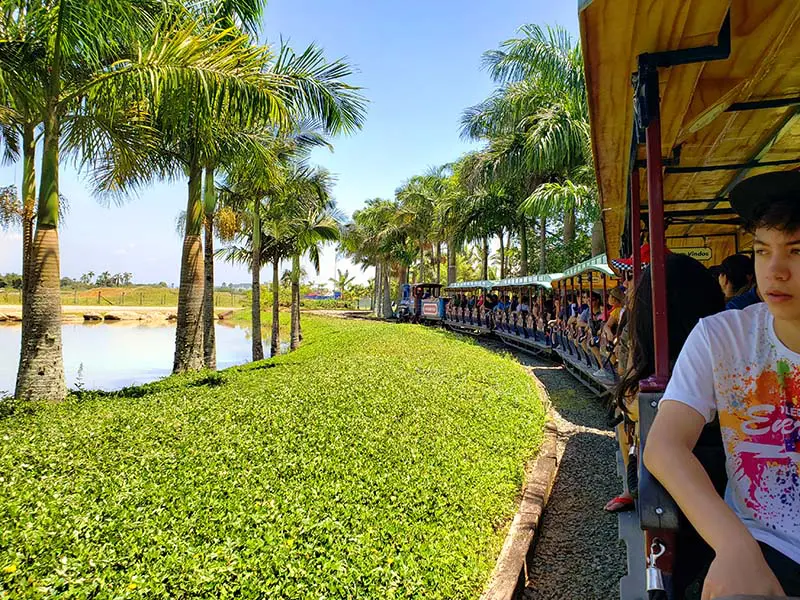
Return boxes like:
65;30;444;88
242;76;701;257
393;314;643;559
602;287;625;344
614;273;636;378
518;297;530;337
577;292;600;342
645;171;800;598
726;281;762;311
716;254;763;311
483;293;496;329
715;253;755;301
492;295;503;331
467;293;476;324
510;295;519;332
599;287;625;371
605;253;724;517
582;293;605;369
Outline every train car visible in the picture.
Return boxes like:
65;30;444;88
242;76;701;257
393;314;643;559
489;273;562;357
580;0;800;598
412;283;445;322
551;255;621;398
443;280;497;329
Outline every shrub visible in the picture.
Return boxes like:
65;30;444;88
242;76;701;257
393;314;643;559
0;317;545;599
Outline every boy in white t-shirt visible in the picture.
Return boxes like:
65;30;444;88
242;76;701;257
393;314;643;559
644;171;800;599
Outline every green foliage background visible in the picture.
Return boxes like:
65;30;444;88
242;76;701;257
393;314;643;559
0;316;545;599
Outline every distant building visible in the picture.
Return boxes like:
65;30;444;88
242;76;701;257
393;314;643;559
303;291;342;301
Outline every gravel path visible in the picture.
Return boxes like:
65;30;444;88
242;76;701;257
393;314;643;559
478;338;628;600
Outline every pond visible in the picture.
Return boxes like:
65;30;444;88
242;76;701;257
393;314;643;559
0;321;268;394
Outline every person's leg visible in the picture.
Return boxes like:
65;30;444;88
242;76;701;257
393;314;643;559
604;418;634;512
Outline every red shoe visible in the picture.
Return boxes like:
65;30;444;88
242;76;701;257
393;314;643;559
604;495;635;513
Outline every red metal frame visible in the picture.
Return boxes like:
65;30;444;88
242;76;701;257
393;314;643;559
645;103;670;389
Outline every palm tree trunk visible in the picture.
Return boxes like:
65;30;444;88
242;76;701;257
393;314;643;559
15;102;65;400
435;242;441;284
251;206;264;361
498;230;506;279
270;257;280;357
370;263;377;312
519;219;529;276
564;207;576;263
447;237;457;285
382;260;392;317
19;123;36;357
290;254;301;351
295;266;303;341
481;237;489;280
418;240;425;282
539;216;547;273
173;160;205;373
373;262;381;317
591;219;605;256
202;167;216;370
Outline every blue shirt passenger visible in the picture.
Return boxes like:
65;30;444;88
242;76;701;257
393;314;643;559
726;286;762;311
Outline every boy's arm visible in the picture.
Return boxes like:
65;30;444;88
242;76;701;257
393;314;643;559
644;401;784;599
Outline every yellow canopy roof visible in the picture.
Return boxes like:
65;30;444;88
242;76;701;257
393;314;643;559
580;0;800;266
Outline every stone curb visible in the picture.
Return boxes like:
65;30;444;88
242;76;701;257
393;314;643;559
480;417;560;600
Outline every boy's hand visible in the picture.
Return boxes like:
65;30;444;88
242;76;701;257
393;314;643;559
701;545;784;599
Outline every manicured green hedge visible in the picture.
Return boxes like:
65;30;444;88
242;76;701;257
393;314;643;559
0;317;545;599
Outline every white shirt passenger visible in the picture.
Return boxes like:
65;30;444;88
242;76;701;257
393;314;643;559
518;302;529;313
663;302;800;563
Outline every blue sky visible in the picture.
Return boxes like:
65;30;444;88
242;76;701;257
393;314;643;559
0;0;580;288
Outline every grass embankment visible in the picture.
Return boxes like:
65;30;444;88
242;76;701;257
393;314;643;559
0;287;246;308
0;288;361;310
0;317;546;599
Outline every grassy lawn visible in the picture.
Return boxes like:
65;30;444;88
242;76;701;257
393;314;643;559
0;317;546;599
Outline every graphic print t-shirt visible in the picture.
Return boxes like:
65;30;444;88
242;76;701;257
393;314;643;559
663;302;800;563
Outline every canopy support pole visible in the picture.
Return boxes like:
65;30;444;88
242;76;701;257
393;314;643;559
631;169;642;286
638;63;669;390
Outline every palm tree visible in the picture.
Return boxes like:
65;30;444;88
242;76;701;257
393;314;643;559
88;27;365;375
464;24;599;270
217;149;286;362
396;177;435;283
282;165;339;350
342;198;410;318
2;3;286;400
329;269;355;300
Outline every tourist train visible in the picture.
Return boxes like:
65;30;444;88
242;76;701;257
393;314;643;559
407;0;800;597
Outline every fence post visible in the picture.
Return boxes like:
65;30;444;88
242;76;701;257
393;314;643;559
97;290;101;304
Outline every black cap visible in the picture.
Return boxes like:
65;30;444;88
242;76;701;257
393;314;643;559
729;170;800;222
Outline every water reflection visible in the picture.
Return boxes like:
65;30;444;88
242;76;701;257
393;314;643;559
0;321;265;394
